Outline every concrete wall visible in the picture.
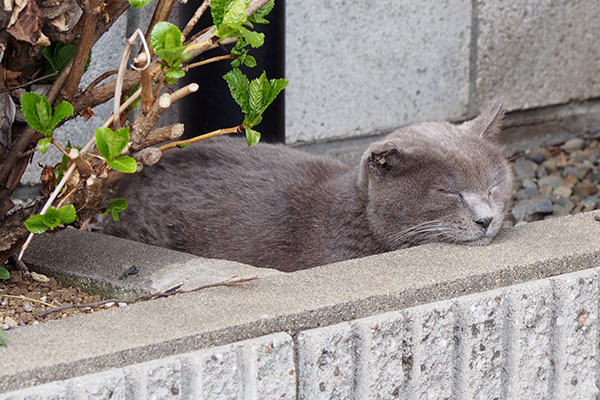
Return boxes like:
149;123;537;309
285;0;600;143
2;267;600;399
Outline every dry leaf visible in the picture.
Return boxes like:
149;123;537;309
7;0;50;46
40;164;58;193
80;107;95;120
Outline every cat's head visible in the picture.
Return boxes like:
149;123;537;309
359;99;513;250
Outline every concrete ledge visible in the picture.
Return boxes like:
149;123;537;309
2;211;600;395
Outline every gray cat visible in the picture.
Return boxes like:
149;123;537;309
105;100;513;271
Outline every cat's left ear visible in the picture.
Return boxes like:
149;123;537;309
463;98;505;139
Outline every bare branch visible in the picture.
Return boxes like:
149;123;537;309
159;125;243;152
37;276;260;317
181;0;210;40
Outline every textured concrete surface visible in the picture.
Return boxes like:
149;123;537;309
2;211;600;396
0;333;295;399
285;0;471;143
476;0;600;111
24;229;283;298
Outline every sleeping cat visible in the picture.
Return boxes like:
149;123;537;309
104;100;513;272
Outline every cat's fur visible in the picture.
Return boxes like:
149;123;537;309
104;100;513;272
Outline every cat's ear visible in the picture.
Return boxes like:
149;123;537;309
464;98;505;139
365;142;405;175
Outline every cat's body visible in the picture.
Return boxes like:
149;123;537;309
105;101;513;271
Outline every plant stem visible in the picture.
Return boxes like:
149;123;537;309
1;294;57;308
181;0;210;40
185;54;234;71
158;125;242;151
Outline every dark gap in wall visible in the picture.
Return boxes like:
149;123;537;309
178;0;286;143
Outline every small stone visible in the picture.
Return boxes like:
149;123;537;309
526;151;547;164
573;179;599;197
585;170;600;182
104;302;115;308
3;316;18;330
39;295;47;302
516;188;541;200
513;159;536;178
539;185;553;197
553;198;575;216
23;302;33;313
543;158;559;174
118;302;127;307
31;272;50;283
535;164;548;179
581;197;598;212
538;175;564;189
511;202;528;223
563;175;579;188
562;138;585;152
522;178;538;190
528;196;554;215
553;186;572;198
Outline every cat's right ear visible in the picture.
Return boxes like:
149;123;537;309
463;98;505;139
365;142;404;175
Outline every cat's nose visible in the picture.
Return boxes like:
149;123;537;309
475;217;493;229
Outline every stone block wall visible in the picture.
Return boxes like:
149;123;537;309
3;266;600;399
286;0;600;143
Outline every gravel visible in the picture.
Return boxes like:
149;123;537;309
509;137;600;225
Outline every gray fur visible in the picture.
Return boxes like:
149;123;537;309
104;101;513;271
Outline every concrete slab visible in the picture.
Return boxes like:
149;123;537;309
285;0;471;143
2;211;600;393
23;229;283;298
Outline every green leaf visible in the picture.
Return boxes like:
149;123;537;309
25;214;48;234
0;328;7;347
106;198;128;222
239;27;264;48
165;68;186;84
37;137;52;153
244;126;261;146
243;55;257;67
177;143;188;148
263;77;288;110
0;266;10;280
95;127;111;159
222;0;250;29
210;0;231;26
95;126;130;160
107;156;137;173
57;204;76;224
249;0;274;24
247;76;263;125
151;22;187;67
20;92;47;134
223;68;250;114
48;101;74;132
42;208;61;230
129;0;153;7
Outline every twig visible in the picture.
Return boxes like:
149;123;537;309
51;139;70;158
184;54;234;71
135;52;153;113
84;70;119;93
181;0;210;40
1;294;57;308
37;276;260;317
159;125;242;151
56;185;78;209
132;123;185;150
114;29;148;130
0;72;59;94
60;0;100;100
132;83;198;143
